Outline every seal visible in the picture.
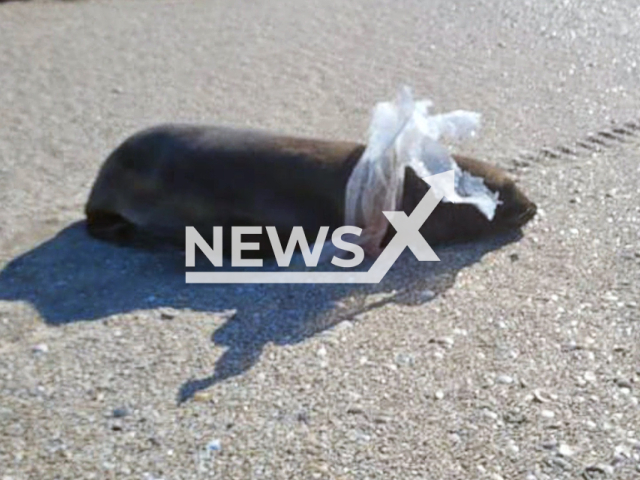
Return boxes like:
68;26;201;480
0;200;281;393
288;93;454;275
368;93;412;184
85;124;536;257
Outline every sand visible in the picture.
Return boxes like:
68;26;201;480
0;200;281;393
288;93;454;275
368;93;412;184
1;0;639;478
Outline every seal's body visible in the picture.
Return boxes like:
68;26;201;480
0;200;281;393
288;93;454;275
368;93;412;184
85;124;536;256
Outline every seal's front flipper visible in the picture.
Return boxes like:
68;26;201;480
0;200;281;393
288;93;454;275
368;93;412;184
85;210;136;245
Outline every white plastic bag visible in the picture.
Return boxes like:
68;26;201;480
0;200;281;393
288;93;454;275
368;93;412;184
343;86;500;256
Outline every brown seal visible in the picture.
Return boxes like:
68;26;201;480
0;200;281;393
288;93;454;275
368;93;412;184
85;124;536;258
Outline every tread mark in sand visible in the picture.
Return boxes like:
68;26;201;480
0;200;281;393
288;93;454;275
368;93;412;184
504;119;640;173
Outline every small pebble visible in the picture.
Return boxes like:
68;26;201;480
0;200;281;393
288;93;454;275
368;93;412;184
420;289;436;301
550;456;572;470
112;407;129;418
159;308;178;320
430;336;454;348
615;378;633;389
481;376;495;388
482;409;499;420
142;474;165;480
335;320;353;331
496;375;514;385
434;390;444;400
395;353;415;366
507;442;520;454
585;464;614;476
504;411;526;424
317;347;327;357
584;371;597;383
626;438;640;449
32;343;48;354
614;444;631;461
193;391;214;403
207;439;222;452
532;389;552;403
541;409;555;419
558;443;574;457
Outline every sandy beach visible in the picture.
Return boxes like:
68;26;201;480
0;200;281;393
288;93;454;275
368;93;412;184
1;1;639;478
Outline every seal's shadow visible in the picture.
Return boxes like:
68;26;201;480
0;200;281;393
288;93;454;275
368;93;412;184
0;221;522;402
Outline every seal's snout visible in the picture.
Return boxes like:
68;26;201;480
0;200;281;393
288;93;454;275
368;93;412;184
494;183;537;228
514;202;537;226
501;203;537;230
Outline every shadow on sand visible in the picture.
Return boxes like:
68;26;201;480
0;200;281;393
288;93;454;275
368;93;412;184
0;221;523;402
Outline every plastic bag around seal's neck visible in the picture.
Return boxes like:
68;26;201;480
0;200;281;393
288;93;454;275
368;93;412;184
343;86;501;257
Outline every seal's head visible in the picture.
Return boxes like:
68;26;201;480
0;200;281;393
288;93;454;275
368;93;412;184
393;155;537;247
490;176;538;229
453;154;537;230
